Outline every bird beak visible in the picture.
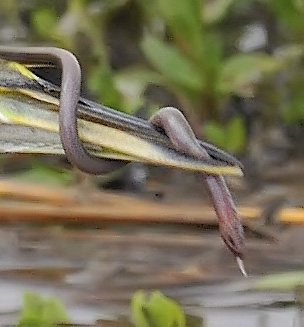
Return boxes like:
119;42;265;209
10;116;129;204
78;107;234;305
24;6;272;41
0;61;243;177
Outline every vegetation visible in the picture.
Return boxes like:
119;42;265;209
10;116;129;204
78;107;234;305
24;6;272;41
16;290;188;327
1;0;304;156
17;292;69;327
131;290;185;327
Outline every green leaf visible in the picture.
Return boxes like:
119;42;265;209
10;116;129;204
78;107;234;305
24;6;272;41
131;290;185;327
254;272;304;291
155;0;202;53
199;33;223;94
204;122;226;150
275;44;304;63
204;117;246;154
282;91;304;123
267;0;304;32
218;53;282;97
87;63;123;111
147;291;185;327
131;290;150;327
18;292;69;327
141;36;204;91
293;0;304;12
14;161;73;186
94;0;129;15
20;293;44;323
203;0;235;24
42;298;70;325
225;117;246;153
114;67;162;114
31;7;57;38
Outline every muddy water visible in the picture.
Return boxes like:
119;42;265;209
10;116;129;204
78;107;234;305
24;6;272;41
0;225;302;327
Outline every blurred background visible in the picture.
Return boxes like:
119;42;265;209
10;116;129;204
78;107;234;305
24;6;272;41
0;0;304;326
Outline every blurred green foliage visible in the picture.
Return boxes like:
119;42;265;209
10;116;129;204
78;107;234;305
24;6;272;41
17;292;69;327
16;290;189;327
13;161;73;186
1;0;304;155
131;290;186;327
204;116;246;154
254;271;304;291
